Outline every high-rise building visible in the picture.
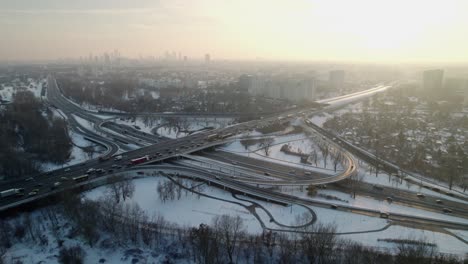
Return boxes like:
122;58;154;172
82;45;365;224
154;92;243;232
329;70;345;91
246;75;316;102
423;69;444;95
445;78;468;103
205;53;211;63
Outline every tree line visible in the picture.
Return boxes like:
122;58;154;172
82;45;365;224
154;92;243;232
0;91;72;179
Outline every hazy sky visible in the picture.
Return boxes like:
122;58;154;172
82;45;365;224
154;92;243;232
1;0;468;63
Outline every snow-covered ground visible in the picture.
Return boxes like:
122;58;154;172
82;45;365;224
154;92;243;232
72;114;96;132
2;207;179;264
219;133;340;173
86;176;263;233
0;78;45;102
339;224;468;256
356;160;468;204
114;116;163;134
3;174;466;263
156;118;232;139
279;186;468;225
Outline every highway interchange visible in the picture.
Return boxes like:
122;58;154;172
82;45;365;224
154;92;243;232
1;76;468;240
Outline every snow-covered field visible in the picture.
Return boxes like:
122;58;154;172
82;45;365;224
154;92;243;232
113;116;232;139
156;118;232;139
219;133;340;173
339;224;468;256
86;175;467;256
86;176;263;233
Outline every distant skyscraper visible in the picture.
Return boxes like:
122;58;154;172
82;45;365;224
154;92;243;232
205;53;211;63
423;69;444;96
329;70;345;91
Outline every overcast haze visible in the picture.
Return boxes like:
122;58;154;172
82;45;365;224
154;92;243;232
1;0;468;63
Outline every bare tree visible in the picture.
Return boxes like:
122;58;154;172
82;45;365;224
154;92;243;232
213;215;246;264
300;221;338;264
318;143;330;168
259;138;274;156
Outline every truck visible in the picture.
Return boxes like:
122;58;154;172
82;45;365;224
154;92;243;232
131;155;150;165
72;174;89;182
220;133;233;139
99;156;110;162
206;134;218;141
1;188;25;198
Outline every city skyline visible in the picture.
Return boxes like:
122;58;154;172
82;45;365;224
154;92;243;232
1;0;468;63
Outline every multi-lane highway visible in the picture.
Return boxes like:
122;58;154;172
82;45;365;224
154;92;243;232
0;75;360;210
3;77;468;242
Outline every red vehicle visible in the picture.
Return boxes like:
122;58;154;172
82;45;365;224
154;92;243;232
131;155;150;165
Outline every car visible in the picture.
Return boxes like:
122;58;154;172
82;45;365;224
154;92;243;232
32;188;39;193
416;193;425;198
232;161;237;165
28;191;38;196
442;208;453;214
25;177;34;182
137;171;145;175
431;187;440;192
330;204;338;209
305;171;312;176
64;168;71;172
379;212;390;218
60;176;68;181
446;192;455;197
386;197;393;203
372;185;384;191
436;199;443;204
289;170;296;174
107;169;114;173
215;176;221;180
86;168;96;174
264;172;270;176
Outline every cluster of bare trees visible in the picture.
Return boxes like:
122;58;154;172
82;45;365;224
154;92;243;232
1;196;464;264
105;175;136;204
156;179;183;202
323;88;468;191
317;142;330;168
0;90;72;179
259;138;275;156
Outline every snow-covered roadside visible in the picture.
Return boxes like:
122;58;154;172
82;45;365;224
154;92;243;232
40;132;105;172
338;224;468;256
114;117;163;134
356;161;468;205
